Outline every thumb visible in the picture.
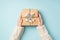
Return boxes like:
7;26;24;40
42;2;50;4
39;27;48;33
17;16;23;27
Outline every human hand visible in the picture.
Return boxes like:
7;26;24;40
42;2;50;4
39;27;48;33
17;16;23;27
37;13;43;26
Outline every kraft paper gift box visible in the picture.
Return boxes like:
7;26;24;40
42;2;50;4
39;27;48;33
21;9;39;26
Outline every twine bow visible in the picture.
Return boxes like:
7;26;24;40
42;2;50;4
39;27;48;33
25;13;35;23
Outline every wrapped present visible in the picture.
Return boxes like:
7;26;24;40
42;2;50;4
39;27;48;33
21;9;39;26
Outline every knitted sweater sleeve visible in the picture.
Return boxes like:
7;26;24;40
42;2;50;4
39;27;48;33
10;26;24;40
36;25;52;40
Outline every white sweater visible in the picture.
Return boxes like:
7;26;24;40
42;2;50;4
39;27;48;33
10;25;52;40
37;25;52;40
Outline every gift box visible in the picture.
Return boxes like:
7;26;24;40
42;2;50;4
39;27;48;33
21;9;39;26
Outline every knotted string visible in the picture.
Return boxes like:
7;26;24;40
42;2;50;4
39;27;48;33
25;13;35;23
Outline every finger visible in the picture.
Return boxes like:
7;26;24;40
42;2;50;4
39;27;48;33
18;16;23;27
38;17;40;22
19;15;23;22
38;13;41;18
19;17;22;24
38;13;41;22
39;14;43;25
37;18;41;25
38;13;43;26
